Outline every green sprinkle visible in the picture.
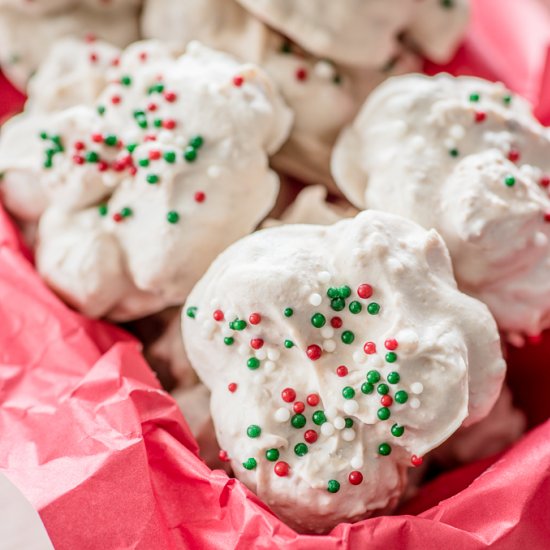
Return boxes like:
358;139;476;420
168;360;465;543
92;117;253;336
85;151;99;163
366;370;380;384
247;357;260;370
312;411;326;425
104;134;118;146
120;207;132;218
164;151;176;163
224;337;234;346
153;118;162;128
504;175;516;187
387;372;400;384
385;352;397;363
327;480;340;493
284;308;293;317
291;414;306;429
503;94;513;105
349;301;362;314
184;147;197;162
311;313;326;328
391;424;405;437
247;425;261;438
280;41;292;54
186;306;197;318
126;143;138;153
342;386;355;399
284;340;294;349
44;157;53;169
97;105;106;116
341;331;355;344
39;131;48;140
327;287;339;298
339;286;351;298
243;458;257;470
146;174;159;184
378;443;392;456
395;390;409;404
233;320;247;331
449;148;459;157
377;407;391;421
469;92;480;102
167;211;180;224
377;384;389;395
361;382;374;394
121;75;132;86
330;298;345;311
294;443;308;457
98;204;108;217
344;418;354;428
138;158;150;167
440;0;454;8
266;448;279;461
367;302;380;315
189;135;204;149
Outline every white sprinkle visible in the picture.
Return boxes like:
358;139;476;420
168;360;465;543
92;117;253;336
222;327;234;338
410;398;421;409
342;429;356;442
175;135;186;147
238;344;247;355
325;407;337;419
255;349;267;360
317;271;332;283
207;165;222;178
267;348;281;361
321;326;334;339
321;423;335;436
274;408;290;422
333;417;345;430
444;138;456;150
343;400;359;414
450;124;465;140
309;293;322;306
313;60;334;79
534;232;548;247
323;339;336;352
353;350;366;364
411;382;424;394
350;456;363;469
157;130;172;143
225;309;235;322
202;319;215;332
264;361;276;373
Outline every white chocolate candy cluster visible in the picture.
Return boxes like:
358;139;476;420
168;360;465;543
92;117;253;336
141;0;421;188
0;0;140;89
235;0;469;67
182;210;505;533
0;41;292;320
332;74;550;340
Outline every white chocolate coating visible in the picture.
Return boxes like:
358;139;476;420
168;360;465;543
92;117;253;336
26;38;121;113
0;4;140;90
141;0;421;188
182;211;505;533
235;0;468;67
0;41;292;320
332;74;550;338
0;0;140;16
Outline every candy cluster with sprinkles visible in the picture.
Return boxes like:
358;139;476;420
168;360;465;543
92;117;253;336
183;209;505;533
0;40;292;320
332;73;550;342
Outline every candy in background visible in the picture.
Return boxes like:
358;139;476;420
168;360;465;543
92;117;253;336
1;0;550;548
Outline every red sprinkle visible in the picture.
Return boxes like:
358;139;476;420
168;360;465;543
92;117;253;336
540;176;550;188
89;52;98;63
85;33;96;43
250;338;264;350
228;382;237;393
474;111;487;123
74;141;85;151
218;450;230;462
411;455;423;467
507;149;520;163
249;313;261;325
307;394;320;407
357;284;373;299
348;471;363;485
111;95;121;105
363;341;376;355
381;395;393;407
194;191;206;203
73;155;85;165
233;75;244;87
91;133;103;143
544;212;550;223
304;430;318;444
330;317;343;329
113;213;123;223
295;68;308;81
163;119;176;130
306;344;322;360
164;91;177;102
281;388;296;403
147;102;158;112
293;401;305;414
149;150;161;160
139;51;148;62
213;310;224;321
111;57;120;67
129;166;138;176
97;161;109;172
336;365;348;377
384;339;398;350
274;461;289;477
